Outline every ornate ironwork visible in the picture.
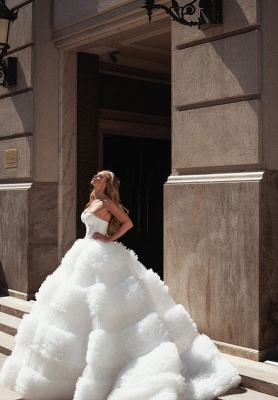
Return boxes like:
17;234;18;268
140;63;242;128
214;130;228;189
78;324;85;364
0;47;7;82
0;0;18;87
141;0;222;29
0;53;17;87
0;0;18;42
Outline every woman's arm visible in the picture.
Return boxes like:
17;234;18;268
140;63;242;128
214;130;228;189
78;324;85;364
93;198;133;242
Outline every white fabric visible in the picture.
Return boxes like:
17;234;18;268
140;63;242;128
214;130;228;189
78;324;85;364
0;212;241;400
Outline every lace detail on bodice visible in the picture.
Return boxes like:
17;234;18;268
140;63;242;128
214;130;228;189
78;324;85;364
81;212;108;239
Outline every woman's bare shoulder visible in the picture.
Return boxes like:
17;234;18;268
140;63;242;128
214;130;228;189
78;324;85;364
102;196;114;208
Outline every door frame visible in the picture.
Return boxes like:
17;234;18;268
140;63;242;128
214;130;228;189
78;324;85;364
98;109;171;170
99;112;171;276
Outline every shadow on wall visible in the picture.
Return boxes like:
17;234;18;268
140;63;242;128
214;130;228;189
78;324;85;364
53;0;138;32
0;260;8;292
206;0;258;114
9;58;32;134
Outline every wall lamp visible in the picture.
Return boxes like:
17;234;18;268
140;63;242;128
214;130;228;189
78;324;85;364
0;0;18;88
141;0;222;30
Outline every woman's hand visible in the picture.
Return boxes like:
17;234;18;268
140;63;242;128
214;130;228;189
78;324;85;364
93;232;111;242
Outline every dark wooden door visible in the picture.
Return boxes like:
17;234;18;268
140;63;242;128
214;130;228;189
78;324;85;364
103;135;171;278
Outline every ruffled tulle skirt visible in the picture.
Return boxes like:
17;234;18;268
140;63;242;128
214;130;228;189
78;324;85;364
0;239;241;400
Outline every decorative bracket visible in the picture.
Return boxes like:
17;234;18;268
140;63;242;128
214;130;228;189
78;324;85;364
141;0;222;30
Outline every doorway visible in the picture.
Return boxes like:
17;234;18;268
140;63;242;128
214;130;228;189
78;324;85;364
76;56;171;277
103;134;171;278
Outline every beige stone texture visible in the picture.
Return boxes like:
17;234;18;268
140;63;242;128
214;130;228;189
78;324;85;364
168;0;278;361
0;92;33;137
164;172;278;355
259;171;278;350
33;0;59;182
172;30;259;108
28;183;58;245
261;1;278;170
0;47;33;97
9;2;33;51
172;0;259;49
26;183;59;296
172;100;260;170
7;0;31;9
0;137;32;179
52;0;156;51
0;183;58;298
0;1;60;299
58;51;77;260
53;0;136;32
27;244;58;295
164;179;260;350
0;189;28;294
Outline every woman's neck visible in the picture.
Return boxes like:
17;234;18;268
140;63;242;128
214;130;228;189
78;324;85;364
94;189;106;200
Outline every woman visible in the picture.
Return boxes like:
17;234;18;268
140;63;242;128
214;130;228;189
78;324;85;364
0;170;241;400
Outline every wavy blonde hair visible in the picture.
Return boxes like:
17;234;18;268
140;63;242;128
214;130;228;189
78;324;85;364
85;170;129;235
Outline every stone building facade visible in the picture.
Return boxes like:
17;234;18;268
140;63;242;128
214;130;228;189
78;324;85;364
0;0;277;363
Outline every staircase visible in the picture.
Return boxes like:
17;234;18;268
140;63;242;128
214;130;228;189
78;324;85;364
0;296;33;400
0;296;277;400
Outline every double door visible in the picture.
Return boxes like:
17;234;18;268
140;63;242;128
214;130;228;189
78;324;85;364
103;134;171;278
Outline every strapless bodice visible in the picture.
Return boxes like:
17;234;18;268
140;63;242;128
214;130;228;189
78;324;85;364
81;212;108;238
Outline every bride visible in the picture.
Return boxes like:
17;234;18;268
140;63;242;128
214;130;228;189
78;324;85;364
0;170;241;400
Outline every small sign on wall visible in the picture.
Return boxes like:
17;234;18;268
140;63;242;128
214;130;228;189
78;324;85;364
5;149;18;168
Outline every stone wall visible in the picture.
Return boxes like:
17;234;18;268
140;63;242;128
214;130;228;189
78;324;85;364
165;0;278;360
0;0;60;299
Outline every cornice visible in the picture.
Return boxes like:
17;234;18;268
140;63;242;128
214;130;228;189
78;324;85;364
0;183;33;190
166;171;265;184
52;2;168;51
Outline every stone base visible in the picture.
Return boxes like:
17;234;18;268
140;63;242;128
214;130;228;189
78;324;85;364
0;287;35;301
164;171;278;357
0;182;58;297
215;340;278;362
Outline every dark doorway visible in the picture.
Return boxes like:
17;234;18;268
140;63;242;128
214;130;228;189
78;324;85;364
103;134;171;278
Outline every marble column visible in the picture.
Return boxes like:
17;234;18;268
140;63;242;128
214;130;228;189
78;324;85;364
58;50;78;260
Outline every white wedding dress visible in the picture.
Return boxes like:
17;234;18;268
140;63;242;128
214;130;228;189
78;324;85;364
0;212;241;400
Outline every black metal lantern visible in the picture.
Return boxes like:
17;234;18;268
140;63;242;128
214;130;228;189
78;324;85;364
141;0;222;30
0;0;18;88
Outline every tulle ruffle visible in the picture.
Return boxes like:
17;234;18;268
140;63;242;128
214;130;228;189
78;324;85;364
0;238;241;400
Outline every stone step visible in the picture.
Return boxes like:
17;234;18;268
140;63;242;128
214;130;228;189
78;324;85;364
0;331;15;356
0;353;5;369
0;354;24;400
0;385;24;400
217;387;278;399
0;312;21;336
0;297;32;319
223;354;278;397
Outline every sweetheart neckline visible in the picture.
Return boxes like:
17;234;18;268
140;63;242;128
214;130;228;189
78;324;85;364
82;211;109;224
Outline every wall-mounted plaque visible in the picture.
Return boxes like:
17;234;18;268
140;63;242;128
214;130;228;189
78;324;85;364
5;149;18;169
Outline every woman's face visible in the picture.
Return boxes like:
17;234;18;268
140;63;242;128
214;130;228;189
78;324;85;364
91;171;108;187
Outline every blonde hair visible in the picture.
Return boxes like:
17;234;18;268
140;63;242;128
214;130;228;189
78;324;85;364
85;170;129;235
